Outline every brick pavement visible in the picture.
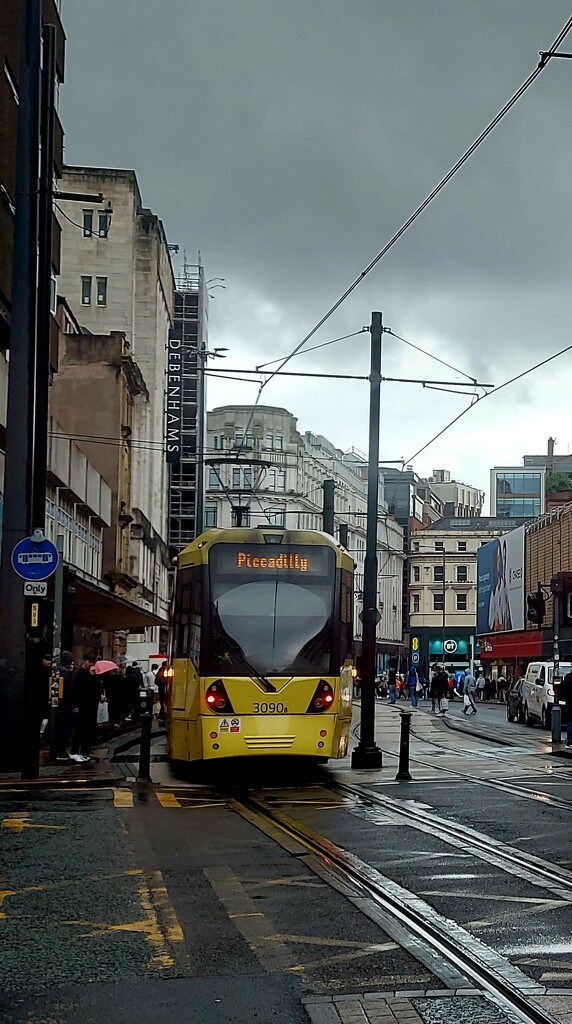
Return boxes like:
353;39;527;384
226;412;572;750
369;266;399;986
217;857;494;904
301;990;534;1024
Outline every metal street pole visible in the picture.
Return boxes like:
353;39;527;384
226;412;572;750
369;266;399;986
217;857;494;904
49;536;64;760
322;479;335;535
196;347;206;536
339;523;349;549
441;550;446;661
352;312;383;770
0;0;42;774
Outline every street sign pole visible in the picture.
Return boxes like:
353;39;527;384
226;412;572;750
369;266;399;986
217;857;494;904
49;536;65;760
0;0;42;774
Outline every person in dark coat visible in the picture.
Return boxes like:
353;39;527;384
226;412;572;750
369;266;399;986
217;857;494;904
55;651;75;762
155;661;167;721
69;652;99;761
433;663;449;715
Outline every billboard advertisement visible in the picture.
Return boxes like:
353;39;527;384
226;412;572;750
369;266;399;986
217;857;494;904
477;525;525;635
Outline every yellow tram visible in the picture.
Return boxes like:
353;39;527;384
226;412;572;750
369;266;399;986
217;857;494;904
167;527;354;763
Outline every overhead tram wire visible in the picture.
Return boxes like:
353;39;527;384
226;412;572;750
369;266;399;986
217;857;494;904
255;329;368;370
232;13;572;457
385;330;478;384
403;340;572;465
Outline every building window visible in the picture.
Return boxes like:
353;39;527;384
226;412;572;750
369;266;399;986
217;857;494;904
81;276;92;305
434;541;444;551
412;541;420;552
82;211;93;237
412;594;420;613
232;508;250;527
98;212;109;238
204;507;217;528
243;468;252;488
268;506;285;527
265;433;273;450
96;277;107;306
433;564;444;583
234;431;243;448
208;469;220;489
277;469;286;491
456;565;468;583
275;435;283;450
232;468;241;488
244;433;255;449
433;592;444;612
457;541;467;552
456;593;468;611
268;469;276;490
412;566;420;582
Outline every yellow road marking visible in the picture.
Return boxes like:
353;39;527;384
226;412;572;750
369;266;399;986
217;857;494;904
1;817;66;833
113;789;134;808
62;868;184;970
156;792;181;808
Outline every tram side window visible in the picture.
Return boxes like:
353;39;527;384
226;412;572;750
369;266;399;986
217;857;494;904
340;570;353;660
174;572;202;669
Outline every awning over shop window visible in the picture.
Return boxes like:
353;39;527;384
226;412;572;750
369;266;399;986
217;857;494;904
67;577;168;631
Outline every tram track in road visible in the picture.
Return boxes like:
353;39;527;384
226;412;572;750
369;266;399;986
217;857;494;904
351;721;572;813
325;779;572;903
230;789;561;1024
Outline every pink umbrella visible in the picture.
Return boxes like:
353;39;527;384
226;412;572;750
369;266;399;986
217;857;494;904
93;660;118;675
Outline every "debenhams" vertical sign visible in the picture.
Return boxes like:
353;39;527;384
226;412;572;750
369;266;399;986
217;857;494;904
166;328;182;464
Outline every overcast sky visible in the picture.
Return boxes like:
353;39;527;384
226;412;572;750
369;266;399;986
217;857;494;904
61;1;572;508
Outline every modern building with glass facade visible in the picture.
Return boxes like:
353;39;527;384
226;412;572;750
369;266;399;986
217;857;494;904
490;466;545;518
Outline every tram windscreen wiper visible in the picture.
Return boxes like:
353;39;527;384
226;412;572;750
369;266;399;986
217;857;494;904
212;606;277;693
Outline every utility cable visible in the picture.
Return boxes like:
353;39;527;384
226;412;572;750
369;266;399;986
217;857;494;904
255;329;368;370
233;14;572;457
404;340;572;464
386;330;477;383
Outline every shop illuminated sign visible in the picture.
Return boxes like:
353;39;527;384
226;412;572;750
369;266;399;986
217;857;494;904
237;551;309;572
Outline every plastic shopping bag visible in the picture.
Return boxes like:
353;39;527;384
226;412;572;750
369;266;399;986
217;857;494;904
463;693;471;708
439;697;449;712
97;699;109;725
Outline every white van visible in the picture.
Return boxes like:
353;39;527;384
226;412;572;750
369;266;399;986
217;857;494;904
522;661;572;728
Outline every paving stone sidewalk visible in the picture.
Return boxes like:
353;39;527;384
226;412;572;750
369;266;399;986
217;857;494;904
302;990;537;1024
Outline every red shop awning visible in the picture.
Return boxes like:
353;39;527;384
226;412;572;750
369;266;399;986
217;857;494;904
479;630;542;661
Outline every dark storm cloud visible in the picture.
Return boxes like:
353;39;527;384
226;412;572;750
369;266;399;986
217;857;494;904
61;0;572;385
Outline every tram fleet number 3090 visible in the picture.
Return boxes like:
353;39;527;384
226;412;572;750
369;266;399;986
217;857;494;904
253;702;288;714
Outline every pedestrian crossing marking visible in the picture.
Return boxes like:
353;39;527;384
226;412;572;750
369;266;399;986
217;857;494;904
113;789;134;808
155;791;181;808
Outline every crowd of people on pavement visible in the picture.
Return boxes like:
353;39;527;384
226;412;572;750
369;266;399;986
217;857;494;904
354;662;508;717
43;654;168;765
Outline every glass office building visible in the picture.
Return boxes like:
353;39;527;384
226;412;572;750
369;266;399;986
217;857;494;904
490;467;545;518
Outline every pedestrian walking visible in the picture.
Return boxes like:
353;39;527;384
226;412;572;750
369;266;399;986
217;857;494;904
559;669;572;748
155;661;168;720
69;652;100;762
430;665;438;712
388;664;397;704
433;663;449;714
125;663;143;721
55;651;75;762
407;664;420;708
462;670;478;715
476;673;485;702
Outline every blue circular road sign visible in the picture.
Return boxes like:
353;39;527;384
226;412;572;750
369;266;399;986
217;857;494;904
11;536;59;581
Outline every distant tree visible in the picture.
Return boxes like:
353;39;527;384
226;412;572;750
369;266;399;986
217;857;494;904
546;472;572;494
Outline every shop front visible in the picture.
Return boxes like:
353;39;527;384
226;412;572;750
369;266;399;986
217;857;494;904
479;629;542;679
410;629;479;677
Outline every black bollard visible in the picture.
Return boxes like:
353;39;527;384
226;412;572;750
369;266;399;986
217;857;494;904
137;689;154;782
551;704;562;745
395;711;413;781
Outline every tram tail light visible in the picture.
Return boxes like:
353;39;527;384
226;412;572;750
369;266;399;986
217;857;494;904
205;680;234;714
306;680;335;713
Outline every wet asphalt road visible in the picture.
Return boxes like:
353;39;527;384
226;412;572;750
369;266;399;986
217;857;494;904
0;705;571;1023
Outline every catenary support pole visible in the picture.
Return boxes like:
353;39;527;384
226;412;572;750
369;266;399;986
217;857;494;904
352;313;383;770
0;0;42;774
339;523;349;549
322;480;335;535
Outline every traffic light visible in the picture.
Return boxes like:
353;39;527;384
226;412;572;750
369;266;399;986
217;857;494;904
526;589;545;628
